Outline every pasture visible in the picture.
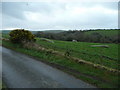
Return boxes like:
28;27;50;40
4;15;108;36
36;38;119;70
85;29;119;37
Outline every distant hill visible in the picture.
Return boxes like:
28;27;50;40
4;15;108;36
84;29;119;37
1;30;65;34
30;30;65;34
41;30;65;33
1;30;38;34
35;29;120;43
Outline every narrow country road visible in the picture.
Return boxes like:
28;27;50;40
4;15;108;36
1;46;96;88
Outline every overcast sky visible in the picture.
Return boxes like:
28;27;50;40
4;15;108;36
1;1;119;30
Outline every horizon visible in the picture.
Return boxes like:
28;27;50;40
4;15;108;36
1;28;119;31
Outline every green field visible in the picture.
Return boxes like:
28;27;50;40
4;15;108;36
36;38;119;70
85;30;119;37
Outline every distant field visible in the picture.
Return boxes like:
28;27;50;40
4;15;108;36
36;38;119;70
85;30;119;37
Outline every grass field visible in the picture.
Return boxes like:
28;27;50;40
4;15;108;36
36;38;119;70
85;30;119;37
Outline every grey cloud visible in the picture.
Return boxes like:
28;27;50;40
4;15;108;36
2;2;55;19
2;2;26;19
2;2;118;30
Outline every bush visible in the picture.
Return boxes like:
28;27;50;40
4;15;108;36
9;29;36;44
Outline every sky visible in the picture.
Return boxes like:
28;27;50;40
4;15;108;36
1;1;119;31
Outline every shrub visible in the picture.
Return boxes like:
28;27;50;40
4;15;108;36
9;29;36;44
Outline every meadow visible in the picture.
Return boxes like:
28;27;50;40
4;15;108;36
36;38;119;70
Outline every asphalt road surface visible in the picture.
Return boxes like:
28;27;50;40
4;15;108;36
2;46;96;88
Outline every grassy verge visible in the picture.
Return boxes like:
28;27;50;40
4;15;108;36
2;40;119;88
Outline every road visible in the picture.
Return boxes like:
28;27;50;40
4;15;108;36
2;46;96;88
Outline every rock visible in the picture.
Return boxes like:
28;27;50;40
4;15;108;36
72;40;77;42
90;45;109;48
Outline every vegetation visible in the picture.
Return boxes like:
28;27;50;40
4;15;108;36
36;38;119;70
1;29;119;88
41;30;65;33
2;30;65;34
35;29;119;43
9;29;36;44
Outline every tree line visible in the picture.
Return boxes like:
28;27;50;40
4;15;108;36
35;29;120;43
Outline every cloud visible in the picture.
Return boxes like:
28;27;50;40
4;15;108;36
2;2;26;19
1;1;118;30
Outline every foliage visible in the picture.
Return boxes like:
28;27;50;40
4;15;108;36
9;29;36;44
